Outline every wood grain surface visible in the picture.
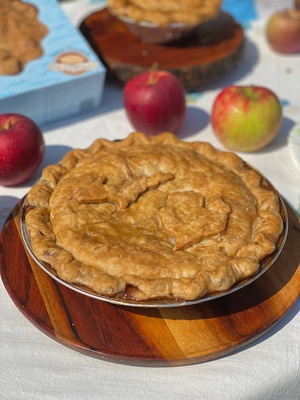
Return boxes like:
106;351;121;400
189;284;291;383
79;8;244;89
0;199;299;366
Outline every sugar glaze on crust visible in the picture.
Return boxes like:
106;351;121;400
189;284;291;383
25;132;283;302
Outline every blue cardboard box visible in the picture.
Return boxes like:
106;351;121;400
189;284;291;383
0;0;106;126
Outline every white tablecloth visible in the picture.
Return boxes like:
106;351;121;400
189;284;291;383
1;1;299;399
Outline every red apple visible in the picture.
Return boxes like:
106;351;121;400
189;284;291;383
0;113;45;186
266;8;300;54
123;68;186;135
211;85;282;152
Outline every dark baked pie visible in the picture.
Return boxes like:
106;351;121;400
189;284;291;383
108;0;222;26
25;132;284;302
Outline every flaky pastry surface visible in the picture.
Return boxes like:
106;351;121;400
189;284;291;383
25;132;283;302
108;0;222;26
0;0;47;75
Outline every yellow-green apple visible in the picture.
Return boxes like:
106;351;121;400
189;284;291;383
266;8;300;54
0;113;45;186
211;85;282;152
123;69;186;135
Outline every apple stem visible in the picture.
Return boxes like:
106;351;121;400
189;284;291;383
6;119;12;130
0;119;12;131
148;63;158;85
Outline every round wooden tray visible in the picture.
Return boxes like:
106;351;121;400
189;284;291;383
79;8;244;89
1;199;299;367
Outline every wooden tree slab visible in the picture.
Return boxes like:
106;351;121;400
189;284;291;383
79;8;244;89
0;199;299;366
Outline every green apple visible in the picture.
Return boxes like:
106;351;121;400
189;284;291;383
211;85;282;152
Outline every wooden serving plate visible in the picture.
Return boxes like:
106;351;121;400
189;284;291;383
1;199;299;367
79;8;244;89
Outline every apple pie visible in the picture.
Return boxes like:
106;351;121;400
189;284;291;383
0;0;48;75
25;132;284;302
108;0;222;26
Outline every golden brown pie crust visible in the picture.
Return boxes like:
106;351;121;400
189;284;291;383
25;132;284;302
108;0;222;26
0;0;48;75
